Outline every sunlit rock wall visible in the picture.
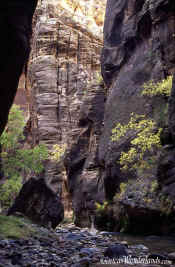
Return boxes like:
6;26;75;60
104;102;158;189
28;0;104;220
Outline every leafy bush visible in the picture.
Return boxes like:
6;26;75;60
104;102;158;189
95;201;108;213
142;75;172;97
0;104;25;150
95;71;103;85
0;105;49;209
111;76;173;171
50;144;67;162
112;113;162;171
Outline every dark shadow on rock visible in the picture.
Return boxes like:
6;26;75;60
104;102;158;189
104;244;128;258
0;1;38;136
7;177;64;229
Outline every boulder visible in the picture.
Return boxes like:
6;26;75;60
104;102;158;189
104;244;128;258
7;177;64;228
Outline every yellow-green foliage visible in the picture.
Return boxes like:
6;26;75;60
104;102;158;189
112;113;162;171
159;195;174;215
150;180;158;193
50;144;67;162
96;72;103;84
95;201;108;213
115;182;128;199
142;75;172;97
119;182;127;194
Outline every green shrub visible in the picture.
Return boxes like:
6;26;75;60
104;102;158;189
0;105;49;209
142;75;172;97
0;214;37;239
0;104;25;150
112;113;162;171
95;72;103;85
111;76;173;171
50;144;67;162
95;201;108;213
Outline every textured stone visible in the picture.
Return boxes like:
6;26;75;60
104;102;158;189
27;0;175;233
28;0;103;225
169;76;175;141
104;244;128;258
0;3;37;136
99;0;175;233
7;177;64;229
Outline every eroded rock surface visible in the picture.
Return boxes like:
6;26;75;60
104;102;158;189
99;0;175;233
64;82;106;227
25;0;175;233
0;1;38;135
28;0;104;226
7;178;64;229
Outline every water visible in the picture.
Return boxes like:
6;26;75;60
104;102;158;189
88;214;175;254
89;215;98;235
102;232;175;254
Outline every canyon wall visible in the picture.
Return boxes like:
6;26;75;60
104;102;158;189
99;0;175;233
27;0;175;233
28;0;105;223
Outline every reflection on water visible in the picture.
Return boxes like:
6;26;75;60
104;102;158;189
105;232;175;253
90;215;98;235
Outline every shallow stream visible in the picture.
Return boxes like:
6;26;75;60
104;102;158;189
102;231;175;254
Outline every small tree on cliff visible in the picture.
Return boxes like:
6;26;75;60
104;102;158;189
0;105;49;209
111;113;162;171
111;76;172;172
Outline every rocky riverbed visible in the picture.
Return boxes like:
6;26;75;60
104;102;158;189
0;221;175;267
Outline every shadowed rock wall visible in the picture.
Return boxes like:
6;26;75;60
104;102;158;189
28;0;175;232
99;0;175;233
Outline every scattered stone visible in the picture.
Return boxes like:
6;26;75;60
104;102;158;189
64;233;84;241
104;244;128;258
148;254;168;260
0;222;174;266
131;244;149;251
78;257;90;267
168;252;175;260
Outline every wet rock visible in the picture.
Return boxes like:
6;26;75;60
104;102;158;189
0;222;174;267
168;252;175;260
78;257;91;267
64;233;85;241
131;245;149;251
80;248;99;257
7;178;64;229
104;244;128;258
148;254;168;260
10;252;23;265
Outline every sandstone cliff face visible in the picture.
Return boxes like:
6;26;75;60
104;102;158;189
51;0;106;38
100;0;175;233
28;0;175;233
28;0;105;222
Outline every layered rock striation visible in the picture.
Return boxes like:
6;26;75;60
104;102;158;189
28;0;104;223
26;0;175;233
